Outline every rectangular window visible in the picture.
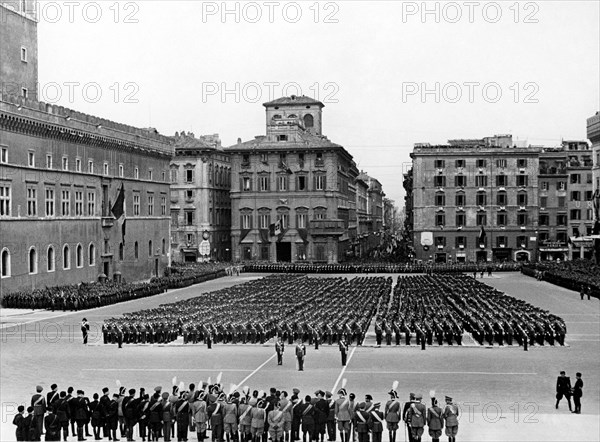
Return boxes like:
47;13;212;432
476;159;487;168
171;169;178;183
46;154;53;169
161;196;167;215
497;193;507;206
45;187;55;217
74;191;83;216
260;153;268;164
61;190;70;216
558;196;566;208
28;151;35;167
557;231;567;243
517;213;528;226
517;193;528;206
570;209;581;220
495;175;507;186
496;236;507;247
538;231;549;242
435;237;446;247
242;214;252;229
586;173;593;184
476;213;487;226
186;210;194;226
259;213;270;229
435;213;445;227
134;167;139;179
557;214;567;226
278;175;288;191
475;175;487;187
21;47;27;62
260;244;270;260
476;193;487;206
0;185;10;216
103;163;109;176
259;175;270;191
297;175;307;191
433;176;446;187
75;158;81;172
315;175;325;190
171;210;179;226
148;169;153;180
27;187;37;216
585;190;593;201
455;175;466;187
455;194;465;206
242;177;252;191
88;160;94;173
434;159;445;168
516;175;528;187
517;236;528;248
455;236;467;248
0;147;7;164
278;135;288;142
557;181;566;191
570;174;581;184
540;196;548;208
455;213;466;227
297;213;307;229
435;193;445;206
22;88;27;98
133;194;140;216
314;210;326;220
62;157;68;171
186;190;193;200
496;159;507;168
242;154;250;166
278;213;289;229
517;159;527;168
571;191;581;201
539;214;549;226
119;164;124;177
148;194;154;216
541;181;548;191
497;213;507;226
87;191;95;216
455;159;465;168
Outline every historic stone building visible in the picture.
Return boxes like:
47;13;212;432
169;131;231;263
226;95;358;263
409;135;540;263
0;1;173;294
588;111;600;201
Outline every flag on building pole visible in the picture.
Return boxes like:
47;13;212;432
274;219;282;236
111;183;126;243
478;225;486;244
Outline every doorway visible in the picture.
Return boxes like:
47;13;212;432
276;242;292;262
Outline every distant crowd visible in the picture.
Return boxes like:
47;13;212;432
522;260;600;299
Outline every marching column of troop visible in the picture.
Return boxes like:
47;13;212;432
374;274;566;347
102;276;391;348
17;379;460;442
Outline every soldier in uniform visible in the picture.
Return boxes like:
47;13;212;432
555;371;572;411
406;394;426;442
374;322;382;347
44;407;61;441
299;395;315;442
291;390;302;442
89;393;102;441
354;403;369;442
325;392;336;442
296;341;306;371
426;395;443;442
81;318;90;345
74;390;90;442
267;401;285;442
384;384;400;442
335;387;351;442
572;372;583;414
106;394;120;442
176;391;191;442
250;399;266;442
401;393;414;442
276;338;285;366
46;384;59;413
367;403;383;442
13;405;26;442
123;388;139;442
441;397;458;442
339;338;349;366
223;393;239;442
55;391;70;441
31;385;47;439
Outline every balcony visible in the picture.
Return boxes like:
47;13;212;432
309;219;346;236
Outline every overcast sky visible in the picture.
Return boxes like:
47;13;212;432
36;0;600;205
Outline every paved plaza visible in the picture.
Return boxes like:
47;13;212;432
1;272;598;441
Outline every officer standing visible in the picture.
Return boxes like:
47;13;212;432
276;338;285;366
339;338;349;366
555;371;572;411
296;341;306;371
572;372;583;414
442;397;459;442
367;402;384;442
384;383;400;442
334;387;351;442
81;318;90;345
426;394;443;442
406;394;426;442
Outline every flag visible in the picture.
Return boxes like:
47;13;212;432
274;219;282;236
111;184;126;243
478;225;486;243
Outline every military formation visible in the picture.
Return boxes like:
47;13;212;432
375;274;567;347
1;264;229;311
102;275;390;347
524;260;600;298
16;378;460;442
244;263;521;275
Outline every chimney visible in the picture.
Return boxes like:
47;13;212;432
237;138;241;145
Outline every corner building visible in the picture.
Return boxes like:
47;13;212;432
226;95;357;263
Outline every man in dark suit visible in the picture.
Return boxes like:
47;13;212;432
314;391;329;442
555;371;572;411
572;372;583;414
74;390;90;442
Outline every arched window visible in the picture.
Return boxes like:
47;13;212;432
88;243;95;266
29;247;37;274
63;244;70;270
1;248;10;278
119;243;124;261
162;238;166;255
134;241;139;259
47;246;55;272
149;240;153;257
303;114;314;128
76;244;83;268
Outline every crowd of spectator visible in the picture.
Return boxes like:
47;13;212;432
522;260;600;299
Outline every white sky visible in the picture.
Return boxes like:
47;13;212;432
36;0;600;205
